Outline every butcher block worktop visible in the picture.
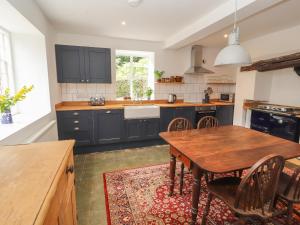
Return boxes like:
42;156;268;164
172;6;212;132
0;140;76;225
55;100;234;111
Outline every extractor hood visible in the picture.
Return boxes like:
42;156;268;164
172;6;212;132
184;45;214;75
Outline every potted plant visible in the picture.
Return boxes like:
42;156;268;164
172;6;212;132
0;85;33;124
145;87;153;100
154;70;165;82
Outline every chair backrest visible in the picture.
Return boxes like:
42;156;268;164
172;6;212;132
167;117;193;132
283;167;300;201
234;154;285;215
197;116;219;129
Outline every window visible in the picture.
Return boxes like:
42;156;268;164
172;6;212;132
0;27;13;93
116;50;154;100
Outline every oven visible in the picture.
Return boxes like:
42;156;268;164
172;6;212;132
251;109;300;143
195;106;216;126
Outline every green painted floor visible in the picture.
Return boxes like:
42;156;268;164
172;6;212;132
74;145;170;225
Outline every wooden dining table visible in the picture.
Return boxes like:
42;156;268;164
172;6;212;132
159;125;300;225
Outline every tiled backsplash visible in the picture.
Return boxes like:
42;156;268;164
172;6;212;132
61;75;236;102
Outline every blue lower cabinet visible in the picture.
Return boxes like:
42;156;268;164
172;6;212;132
160;107;195;131
56;110;94;146
94;109;124;144
216;105;234;126
125;119;160;141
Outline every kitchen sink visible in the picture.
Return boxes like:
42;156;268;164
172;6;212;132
124;105;160;119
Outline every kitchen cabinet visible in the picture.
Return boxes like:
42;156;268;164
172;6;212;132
125;118;160;141
94;109;124;144
216;105;234;126
56;44;111;83
0;140;77;225
160;107;195;131
56;110;94;146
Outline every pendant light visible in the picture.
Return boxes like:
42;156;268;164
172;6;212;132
214;0;252;66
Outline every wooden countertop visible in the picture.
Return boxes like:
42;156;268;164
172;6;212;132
0;140;75;225
55;100;234;111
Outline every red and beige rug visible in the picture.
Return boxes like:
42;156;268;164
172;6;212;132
103;164;300;225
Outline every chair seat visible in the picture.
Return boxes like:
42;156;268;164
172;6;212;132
278;172;300;203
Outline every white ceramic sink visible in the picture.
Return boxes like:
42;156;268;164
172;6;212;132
124;105;160;119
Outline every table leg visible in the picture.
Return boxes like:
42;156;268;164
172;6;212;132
191;166;203;225
169;154;176;196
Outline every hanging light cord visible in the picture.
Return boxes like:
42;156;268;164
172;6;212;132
234;0;237;31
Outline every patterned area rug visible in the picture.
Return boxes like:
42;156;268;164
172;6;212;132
103;164;300;225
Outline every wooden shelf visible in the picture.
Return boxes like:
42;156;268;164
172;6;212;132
155;82;184;84
206;82;236;85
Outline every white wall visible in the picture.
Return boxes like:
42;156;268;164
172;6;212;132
1;0;59;145
234;24;300;126
57;33;235;102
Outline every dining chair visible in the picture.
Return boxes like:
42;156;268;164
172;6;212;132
276;167;300;224
197;116;219;129
167;117;193;195
201;154;285;225
197;116;220;182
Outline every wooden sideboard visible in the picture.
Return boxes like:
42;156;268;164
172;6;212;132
0;140;77;225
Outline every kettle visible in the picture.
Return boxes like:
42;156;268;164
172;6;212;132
168;94;177;103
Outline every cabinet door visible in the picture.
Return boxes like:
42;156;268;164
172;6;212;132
56;111;94;146
84;47;111;83
94;110;124;144
160;108;175;132
125;119;144;141
216;105;234;126
55;45;85;83
58;185;77;225
174;107;195;127
143;119;160;139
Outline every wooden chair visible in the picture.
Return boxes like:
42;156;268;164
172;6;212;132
167;117;193;195
201;154;285;225
276;167;300;224
197;116;219;129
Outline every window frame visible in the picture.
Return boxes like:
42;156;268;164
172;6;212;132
115;50;154;100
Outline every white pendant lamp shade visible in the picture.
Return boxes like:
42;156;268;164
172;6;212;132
214;0;252;66
214;29;251;66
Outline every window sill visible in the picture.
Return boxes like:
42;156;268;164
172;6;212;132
0;112;49;141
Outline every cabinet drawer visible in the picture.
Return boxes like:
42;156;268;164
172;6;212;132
59;110;92;119
43;151;75;225
62;117;91;132
170;147;191;169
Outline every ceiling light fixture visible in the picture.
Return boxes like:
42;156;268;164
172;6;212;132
121;21;126;26
224;34;228;38
128;0;142;7
214;0;252;66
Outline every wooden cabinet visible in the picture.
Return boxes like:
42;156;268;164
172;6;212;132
160;107;195;131
94;109;124;144
216;105;234;126
125;118;160;141
56;110;94;146
56;44;111;83
43;143;77;225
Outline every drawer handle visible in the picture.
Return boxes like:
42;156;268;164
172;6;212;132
73;112;79;116
86;79;89;82
81;80;85;82
66;165;74;174
74;127;80;131
74;120;79;124
106;111;111;114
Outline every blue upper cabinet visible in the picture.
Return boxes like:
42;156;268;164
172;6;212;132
55;44;111;83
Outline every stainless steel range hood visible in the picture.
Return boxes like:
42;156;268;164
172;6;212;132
184;45;214;75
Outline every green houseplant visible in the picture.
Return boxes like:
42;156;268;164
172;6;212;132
0;85;33;124
154;70;165;82
145;87;153;100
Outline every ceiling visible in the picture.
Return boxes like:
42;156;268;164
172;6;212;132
35;0;228;42
196;0;300;47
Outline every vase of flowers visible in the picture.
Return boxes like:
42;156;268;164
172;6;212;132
0;85;33;124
